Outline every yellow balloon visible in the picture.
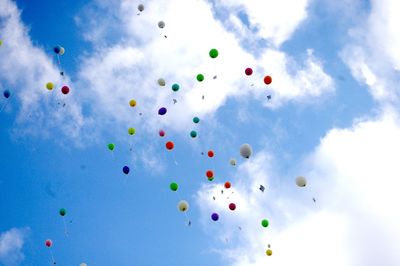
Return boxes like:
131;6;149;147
128;127;136;135
0;40;3;46
129;99;136;107
46;82;54;90
266;249;272;256
59;47;65;55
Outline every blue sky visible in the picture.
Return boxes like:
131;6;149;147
1;0;400;265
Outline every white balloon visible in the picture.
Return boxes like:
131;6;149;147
229;158;236;166
178;200;189;212
158;21;165;28
80;263;88;266
295;176;307;187
157;78;166;86
138;4;144;12
239;144;252;159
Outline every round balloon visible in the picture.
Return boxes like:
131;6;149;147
158;107;167;115
178;200;189;212
129;99;137;107
264;75;272;85
239;144;252;159
59;208;66;216
46;82;54;91
209;48;218;58
123;166;130;174
190;130;197;138
171;83;180;92
107;143;115;151
53;45;61;54
170;182;178;191
295;176;307;187
224;181;231;189
166;141;174;150
261;219;269;228
196;74;204;82
211;213;219;221
207;150;214;157
80;263;88;266
266;249;272;256
229;203;236;211
193;117;200;123
206;170;214;178
59;47;65;55
229;159;237;166
128;127;136;135
158;21;165;28
157;78;166;86
45;239;52;247
159;129;165;137
245;67;253;76
138;4;144;12
3;90;10;99
61;86;70;95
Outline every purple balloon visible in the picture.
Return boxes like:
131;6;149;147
158;107;167;115
123;166;130;174
211;213;219;221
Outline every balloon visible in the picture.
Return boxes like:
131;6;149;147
211;213;219;221
107;143;115;151
157;78;166;86
138;4;144;12
159;129;165;137
239;144;252;159
170;182;178;191
129;99;136;107
266;249;272;256
207;150;214;157
171;83;180;92
193;117;200;123
123;166;130;174
166;141;174;150
46;82;54;90
209;48;218;58
196;74;204;82
295;176;307;187
264;75;272;85
190;130;197;138
45;239;52;247
208;176;214;181
128;127;136;135
158;21;165;28
0;40;2;46
59;47;65;55
53;45;61;54
61;85;70;95
80;263;88;266
3;90;10;99
229;203;236;211
59;208;66;216
178;200;189;212
245;68;253;76
206;170;214;178
158;107;167;115
261;219;269;228
229;159;236;166
224;181;231;189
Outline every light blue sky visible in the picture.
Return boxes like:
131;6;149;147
1;0;400;265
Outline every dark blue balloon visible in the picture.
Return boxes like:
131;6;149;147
3;90;10;99
123;166;130;174
158;107;167;115
211;213;219;221
53;46;61;54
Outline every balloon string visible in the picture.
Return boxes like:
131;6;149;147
0;101;8;113
49;249;56;265
56;54;63;76
63;216;69;237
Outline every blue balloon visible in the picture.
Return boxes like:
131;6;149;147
211;213;219;221
158;107;167;115
53;45;61;54
123;166;130;174
3;90;10;99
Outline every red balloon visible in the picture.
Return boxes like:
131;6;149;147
224;181;231;189
166;141;174;150
245;68;253;76
206;170;214;178
229;203;236;211
61;85;70;94
264;75;272;85
159;129;165;137
207;150;214;157
45;239;52;247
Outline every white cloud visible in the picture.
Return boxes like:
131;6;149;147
0;228;29;266
196;107;400;265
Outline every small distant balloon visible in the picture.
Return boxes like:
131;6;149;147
295;176;307;187
207;150;214;157
229;159;237;166
178;200;189;212
245;68;253;76
266;249;272;256
229;203;236;211
224;181;231;189
107;143;115;151
209;48;218;58
138;4;144;12
193;117;200;123
239;144;252;159
123;166;130;174
196;74;204;82
211;213;219;221
158;21;165;28
171;83;180;92
190;130;197;138
129;99;137;107
128;127;136;135
59;208;66;216
59;47;65;55
46;82;54;91
80;263;88;266
53;45;62;54
157;78;166;86
206;170;214;178
166;141;174;150
261;219;269;228
61;86;70;95
159;129;165;137
264;75;272;85
170;182;178;191
3;90;10;99
158;107;167;115
45;239;52;247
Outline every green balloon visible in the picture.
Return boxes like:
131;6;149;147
261;219;269;228
108;143;115;151
193;117;200;123
209;48;218;58
170;182;178;191
190;130;197;138
59;208;66;216
172;83;180;92
196;74;204;82
128;127;136;135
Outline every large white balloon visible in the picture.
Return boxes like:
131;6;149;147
240;144;252;159
295;176;307;187
178;200;189;212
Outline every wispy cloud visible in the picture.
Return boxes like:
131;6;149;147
0;228;29;266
